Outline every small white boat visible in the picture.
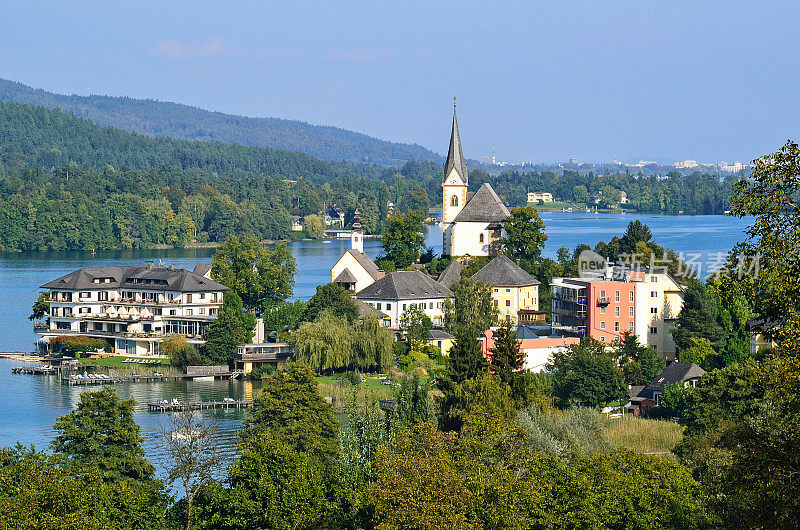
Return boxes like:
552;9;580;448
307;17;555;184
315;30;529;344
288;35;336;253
322;240;332;244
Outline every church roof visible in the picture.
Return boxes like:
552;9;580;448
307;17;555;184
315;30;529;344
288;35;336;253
345;249;380;280
452;183;510;223
437;259;463;289
443;104;469;185
471;254;540;287
357;271;452;301
332;268;357;285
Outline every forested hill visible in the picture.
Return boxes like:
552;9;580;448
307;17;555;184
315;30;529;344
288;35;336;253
0;78;441;167
0;100;380;182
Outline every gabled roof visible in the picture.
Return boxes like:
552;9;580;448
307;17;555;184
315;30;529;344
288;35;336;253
41;265;230;292
345;249;380;280
452;183;510;223
428;329;455;340
355;299;390;320
638;362;705;400
193;263;213;278
357;271;452;301
471;254;540;287
333;268;357;285
437;259;463;289
443;105;469;185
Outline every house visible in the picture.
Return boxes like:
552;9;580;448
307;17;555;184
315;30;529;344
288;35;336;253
619;191;629;205
745;316;779;356
527;191;554;203
436;259;464;289
550;265;685;358
234;342;292;374
356;270;452;328
427;329;455;355
481;326;579;372
441;104;510;257
330;211;383;292
472;254;541;324
631;362;705;412
325;205;345;227
291;216;304;232
38;263;229;356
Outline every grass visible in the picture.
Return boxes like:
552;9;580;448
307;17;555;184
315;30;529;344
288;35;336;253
605;415;684;458
315;374;397;413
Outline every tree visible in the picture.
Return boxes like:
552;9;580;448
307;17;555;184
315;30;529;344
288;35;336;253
28;291;49;320
301;282;359;324
679;337;716;368
162;334;201;371
671;282;725;352
399;304;432;351
380;210;425;268
51;335;106;357
613;332;664;385
443;276;497;339
211;235;296;312
352;313;394;371
395;373;434;428
572;184;589;204
620;220;653;254
500;206;548;261
302;213;324;239
548;342;627;408
51;387;155;482
161;409;224;530
489;319;527;405
293;311;353;372
241;363;340;462
444;331;487;385
201;308;241;366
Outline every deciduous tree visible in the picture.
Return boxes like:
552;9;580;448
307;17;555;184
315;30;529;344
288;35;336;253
500;206;548;261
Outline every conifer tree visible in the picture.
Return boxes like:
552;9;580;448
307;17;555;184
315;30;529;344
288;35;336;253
489;318;527;404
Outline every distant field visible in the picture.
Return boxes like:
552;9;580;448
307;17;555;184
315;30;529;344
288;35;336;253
606;415;684;458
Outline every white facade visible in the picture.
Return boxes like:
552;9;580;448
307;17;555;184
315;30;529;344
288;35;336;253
631;271;684;358
450;221;503;257
330;250;378;293
527;191;554;203
43;277;226;356
361;297;447;329
442;166;468;256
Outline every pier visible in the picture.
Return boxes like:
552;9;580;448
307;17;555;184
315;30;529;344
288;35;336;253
147;399;251;412
62;371;242;385
12;366;58;375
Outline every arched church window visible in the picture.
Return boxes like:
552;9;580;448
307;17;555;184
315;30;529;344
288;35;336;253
479;233;485;243
450;195;458;207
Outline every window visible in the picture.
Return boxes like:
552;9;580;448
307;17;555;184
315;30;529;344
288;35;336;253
479;233;485;243
506;288;511;293
170;310;177;316
386;303;392;310
600;336;605;343
494;300;498;307
376;303;382;310
402;304;406;311
429;302;434;309
199;308;206;315
493;288;498;293
450;195;458;207
79;307;90;314
615;290;620;302
650;326;658;334
651;276;658;282
200;293;205;299
186;294;193;303
653;345;658;351
79;292;90;299
505;300;511;307
628;321;634;332
186;309;193;316
651;291;657;298
650;307;658;314
600;321;606;329
629;290;634;302
614;322;620;332
614;306;620;317
629;306;634;317
600;290;606;301
99;291;109;301
56;321;70;330
600;306;606;314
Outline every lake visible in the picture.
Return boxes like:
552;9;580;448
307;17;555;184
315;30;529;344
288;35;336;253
0;212;751;471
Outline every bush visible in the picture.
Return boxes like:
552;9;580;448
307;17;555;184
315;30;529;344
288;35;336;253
51;335;106;357
249;364;276;380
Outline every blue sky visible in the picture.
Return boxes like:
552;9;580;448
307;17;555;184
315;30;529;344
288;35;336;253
1;1;797;164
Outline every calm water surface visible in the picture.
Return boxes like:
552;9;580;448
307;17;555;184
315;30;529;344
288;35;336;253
0;213;751;471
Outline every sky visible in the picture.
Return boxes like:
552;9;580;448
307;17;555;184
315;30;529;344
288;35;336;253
1;1;798;164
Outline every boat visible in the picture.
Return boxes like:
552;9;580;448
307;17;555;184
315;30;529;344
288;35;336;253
322;240;332;244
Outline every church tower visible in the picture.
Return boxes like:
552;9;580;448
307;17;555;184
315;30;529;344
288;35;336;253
442;98;468;256
350;209;364;253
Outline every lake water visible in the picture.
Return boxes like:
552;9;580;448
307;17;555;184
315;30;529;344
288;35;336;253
0;213;751;471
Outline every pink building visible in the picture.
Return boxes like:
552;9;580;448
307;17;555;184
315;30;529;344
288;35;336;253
551;278;637;345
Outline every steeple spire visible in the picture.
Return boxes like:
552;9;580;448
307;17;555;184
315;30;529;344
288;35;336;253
443;97;469;185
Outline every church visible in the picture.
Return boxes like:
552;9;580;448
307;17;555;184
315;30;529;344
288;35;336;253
441;103;510;257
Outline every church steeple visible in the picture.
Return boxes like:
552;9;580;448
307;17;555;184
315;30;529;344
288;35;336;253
443;97;468;185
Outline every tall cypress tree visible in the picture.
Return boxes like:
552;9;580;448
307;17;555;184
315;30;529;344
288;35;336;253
489;319;527;405
446;331;487;385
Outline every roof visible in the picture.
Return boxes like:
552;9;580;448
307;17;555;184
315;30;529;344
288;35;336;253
332;268;357;285
357;271;452;301
345;249;380;280
192;263;212;278
437;259;463;289
745;315;781;333
452;183;510;223
471;254;540;287
515;325;550;340
638;362;705;399
428;329;454;340
443;105;469;184
41;265;230;293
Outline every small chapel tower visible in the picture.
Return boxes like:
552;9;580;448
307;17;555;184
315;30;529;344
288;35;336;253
442;98;468;255
350;209;364;253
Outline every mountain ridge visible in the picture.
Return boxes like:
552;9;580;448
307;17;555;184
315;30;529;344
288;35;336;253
0;78;443;167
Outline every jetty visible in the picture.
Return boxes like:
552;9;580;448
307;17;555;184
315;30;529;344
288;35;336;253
147;399;251;412
63;370;242;385
12;366;59;375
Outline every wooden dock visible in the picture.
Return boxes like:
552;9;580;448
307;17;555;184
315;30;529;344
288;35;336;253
12;366;58;375
147;399;251;412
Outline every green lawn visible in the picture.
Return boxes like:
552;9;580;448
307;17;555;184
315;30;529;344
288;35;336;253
316;373;393;391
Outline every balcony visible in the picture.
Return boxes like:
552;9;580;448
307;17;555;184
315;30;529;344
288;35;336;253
597;298;610;306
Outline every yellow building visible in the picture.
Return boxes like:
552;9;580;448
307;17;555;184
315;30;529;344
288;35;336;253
746;316;778;356
471;254;540;324
233;343;291;375
427;329;455;355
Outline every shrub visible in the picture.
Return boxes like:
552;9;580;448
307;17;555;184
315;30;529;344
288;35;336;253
51;335;106;357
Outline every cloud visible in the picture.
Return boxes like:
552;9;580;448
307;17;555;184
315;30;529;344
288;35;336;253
151;37;233;59
323;47;393;63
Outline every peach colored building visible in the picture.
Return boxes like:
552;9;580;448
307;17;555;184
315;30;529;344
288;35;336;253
482;327;579;372
551;278;636;345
